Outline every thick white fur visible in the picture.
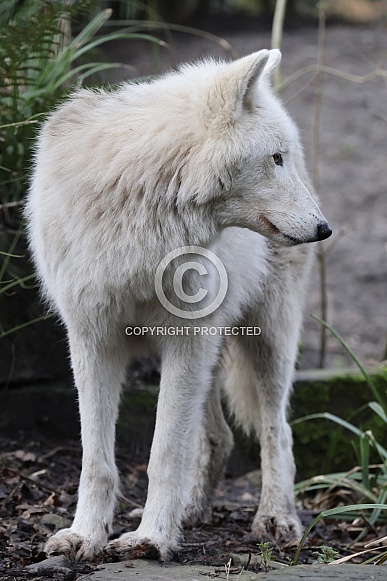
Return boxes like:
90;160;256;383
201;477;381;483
25;50;331;560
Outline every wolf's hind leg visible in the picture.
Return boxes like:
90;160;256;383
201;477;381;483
185;376;234;524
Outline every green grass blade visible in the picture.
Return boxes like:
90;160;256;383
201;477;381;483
70;9;113;49
0;273;36;295
77;63;126;82
69;32;165;62
31;62;126;95
104;19;233;53
312;315;385;408
293;503;387;565
292;412;364;436
359;435;371;491
292;412;387;460
369;402;387;424
0;250;24;258
296;473;378;501
0;228;22;282
0;314;53;339
370;488;387;525
0;116;44;130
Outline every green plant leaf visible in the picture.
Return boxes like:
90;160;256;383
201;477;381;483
293;503;387;565
292;412;387;460
369;402;387;424
0;314;54;339
68;32;165;62
295;472;380;501
359;435;371;491
311;315;385;408
70;9;113;49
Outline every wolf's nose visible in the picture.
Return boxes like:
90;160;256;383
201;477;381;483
317;222;332;241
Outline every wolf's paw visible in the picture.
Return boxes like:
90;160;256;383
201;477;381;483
45;528;106;560
106;531;172;561
252;513;302;543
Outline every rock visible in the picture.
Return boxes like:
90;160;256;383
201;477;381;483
27;555;74;579
77;561;387;580
41;513;72;529
231;552;288;570
254;564;387;579
244;469;262;487
79;560;260;580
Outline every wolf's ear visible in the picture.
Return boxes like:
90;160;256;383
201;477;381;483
207;50;280;123
229;50;271;110
260;49;282;88
219;50;272;114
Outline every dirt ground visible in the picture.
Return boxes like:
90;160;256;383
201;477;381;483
1;433;386;580
106;21;387;370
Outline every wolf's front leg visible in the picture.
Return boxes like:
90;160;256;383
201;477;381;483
222;267;307;542
108;336;220;559
253;409;302;541
45;328;128;559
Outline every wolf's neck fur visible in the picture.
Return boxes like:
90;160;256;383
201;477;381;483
140;197;222;258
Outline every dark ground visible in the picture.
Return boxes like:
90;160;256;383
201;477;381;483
1;433;386;580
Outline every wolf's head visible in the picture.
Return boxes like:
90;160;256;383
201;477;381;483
175;50;332;246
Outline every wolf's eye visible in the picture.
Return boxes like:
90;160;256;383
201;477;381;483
273;153;283;166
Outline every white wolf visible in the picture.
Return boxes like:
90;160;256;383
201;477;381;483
26;49;331;560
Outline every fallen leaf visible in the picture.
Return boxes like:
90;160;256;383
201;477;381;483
14;450;37;463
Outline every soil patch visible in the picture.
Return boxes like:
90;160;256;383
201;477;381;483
1;433;385;580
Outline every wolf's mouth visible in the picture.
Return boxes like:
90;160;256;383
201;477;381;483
282;233;302;244
261;216;281;235
262;216;302;245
